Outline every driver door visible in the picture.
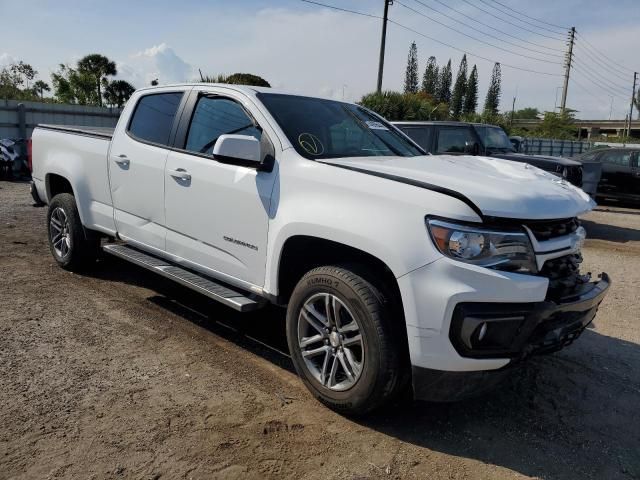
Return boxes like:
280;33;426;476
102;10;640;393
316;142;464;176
164;90;276;288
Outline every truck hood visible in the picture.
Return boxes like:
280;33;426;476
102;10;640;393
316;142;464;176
491;152;582;168
322;155;595;220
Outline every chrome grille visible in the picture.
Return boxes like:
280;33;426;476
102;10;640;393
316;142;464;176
525;218;580;241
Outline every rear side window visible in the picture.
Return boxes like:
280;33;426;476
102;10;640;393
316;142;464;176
399;126;433;152
436;127;476;153
579;151;599;161
185;97;261;155
128;92;183;146
600;150;632;167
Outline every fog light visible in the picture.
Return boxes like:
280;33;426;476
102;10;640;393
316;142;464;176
478;322;488;341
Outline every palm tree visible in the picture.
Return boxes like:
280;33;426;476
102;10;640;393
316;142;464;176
104;80;136;108
77;54;117;107
33;80;50;99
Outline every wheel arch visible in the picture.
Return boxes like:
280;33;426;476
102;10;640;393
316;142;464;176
273;234;404;310
45;173;76;202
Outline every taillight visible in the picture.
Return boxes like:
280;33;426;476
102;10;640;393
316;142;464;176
27;138;33;172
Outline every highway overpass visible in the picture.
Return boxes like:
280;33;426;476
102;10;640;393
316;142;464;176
512;118;640;139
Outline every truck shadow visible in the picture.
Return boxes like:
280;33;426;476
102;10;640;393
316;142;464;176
582;219;640;243
364;330;640;479
84;257;640;480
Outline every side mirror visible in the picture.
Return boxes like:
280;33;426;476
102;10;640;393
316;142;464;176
213;134;261;164
464;141;480;155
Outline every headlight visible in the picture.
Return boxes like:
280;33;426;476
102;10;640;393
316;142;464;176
427;218;537;273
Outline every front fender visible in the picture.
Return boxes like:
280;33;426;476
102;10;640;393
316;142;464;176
263;156;481;295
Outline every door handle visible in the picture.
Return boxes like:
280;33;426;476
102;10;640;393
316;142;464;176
168;168;191;181
114;154;130;167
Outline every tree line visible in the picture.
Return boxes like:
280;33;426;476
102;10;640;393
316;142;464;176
1;54;273;109
360;42;502;125
0;54;136;108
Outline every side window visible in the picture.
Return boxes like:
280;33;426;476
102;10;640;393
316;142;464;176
128;92;183;146
436;127;476;153
185;97;261;155
400;126;433;151
579;151;599;162
601;150;632;167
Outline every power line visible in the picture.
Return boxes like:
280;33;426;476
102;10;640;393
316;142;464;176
299;0;380;18
387;18;562;76
458;0;566;41
571;58;630;94
396;1;562;64
570;63;629;98
298;0;563;77
569;76;601;99
407;0;564;58
424;0;564;53
572;44;630;83
478;0;567;35
574;32;637;76
485;0;570;31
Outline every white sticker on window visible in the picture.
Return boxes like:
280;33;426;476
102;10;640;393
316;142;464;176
365;121;389;130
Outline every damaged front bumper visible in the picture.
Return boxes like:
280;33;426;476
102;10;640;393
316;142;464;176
412;273;610;402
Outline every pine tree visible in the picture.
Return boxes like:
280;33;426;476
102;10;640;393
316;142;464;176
450;55;468;119
436;59;452;104
463;65;479;115
404;42;419;94
421;56;439;97
483;62;502;116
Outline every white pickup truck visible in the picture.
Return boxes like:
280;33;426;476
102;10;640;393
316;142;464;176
31;84;609;414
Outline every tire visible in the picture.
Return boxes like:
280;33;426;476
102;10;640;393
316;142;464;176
47;193;99;271
286;265;407;415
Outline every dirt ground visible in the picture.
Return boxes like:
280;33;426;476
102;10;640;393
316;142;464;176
1;180;639;480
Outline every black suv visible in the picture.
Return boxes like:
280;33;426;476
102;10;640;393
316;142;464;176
393;121;594;194
575;148;640;204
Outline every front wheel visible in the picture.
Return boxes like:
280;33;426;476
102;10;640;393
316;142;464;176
47;193;99;271
286;265;406;415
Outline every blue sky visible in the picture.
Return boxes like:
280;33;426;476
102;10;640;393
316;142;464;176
1;0;638;119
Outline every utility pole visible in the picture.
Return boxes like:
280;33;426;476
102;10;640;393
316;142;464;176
627;71;637;138
560;27;575;113
376;0;392;93
510;96;516;127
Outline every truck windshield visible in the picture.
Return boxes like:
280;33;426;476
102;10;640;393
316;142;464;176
475;126;515;153
258;93;423;159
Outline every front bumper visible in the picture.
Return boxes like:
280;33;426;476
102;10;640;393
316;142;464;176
450;273;609;360
397;257;610;401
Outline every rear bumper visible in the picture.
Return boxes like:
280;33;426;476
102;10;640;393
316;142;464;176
411;273;609;401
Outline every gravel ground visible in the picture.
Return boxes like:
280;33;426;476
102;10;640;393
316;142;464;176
1;180;639;480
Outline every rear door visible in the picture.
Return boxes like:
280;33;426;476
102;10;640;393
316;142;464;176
598;149;634;198
434;125;479;155
631;151;640;198
109;89;188;251
397;125;434;152
163;88;277;288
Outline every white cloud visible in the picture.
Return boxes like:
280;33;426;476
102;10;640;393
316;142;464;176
0;53;16;67
116;43;195;88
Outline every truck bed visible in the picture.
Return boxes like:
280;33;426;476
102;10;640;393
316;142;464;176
37;124;114;140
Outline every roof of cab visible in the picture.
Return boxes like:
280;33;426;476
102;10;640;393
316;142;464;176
392;120;500;127
132;83;345;102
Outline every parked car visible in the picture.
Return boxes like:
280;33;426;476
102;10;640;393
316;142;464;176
393;121;602;197
31;85;609;414
575;147;640;204
0;138;24;179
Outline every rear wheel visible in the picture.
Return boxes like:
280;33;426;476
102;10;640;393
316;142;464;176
286;265;406;415
47;193;99;271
